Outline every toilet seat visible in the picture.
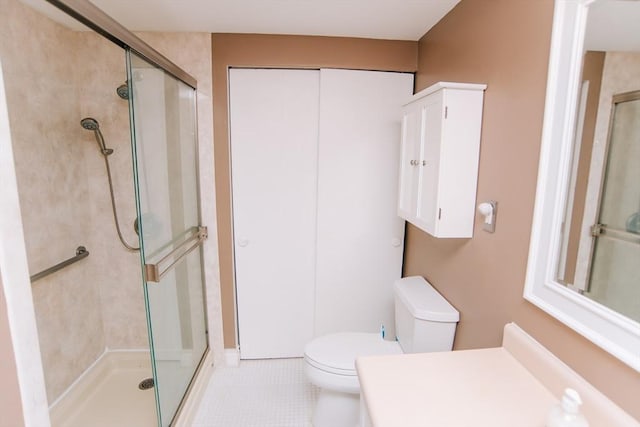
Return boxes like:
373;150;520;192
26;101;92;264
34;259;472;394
304;332;402;376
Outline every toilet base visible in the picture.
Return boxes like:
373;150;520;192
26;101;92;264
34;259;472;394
312;388;360;427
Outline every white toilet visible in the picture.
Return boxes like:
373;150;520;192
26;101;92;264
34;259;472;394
304;276;459;427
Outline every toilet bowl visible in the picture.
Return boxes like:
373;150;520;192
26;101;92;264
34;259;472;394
305;333;403;393
304;276;459;427
304;332;402;427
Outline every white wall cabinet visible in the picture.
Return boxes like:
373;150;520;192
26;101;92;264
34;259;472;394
397;82;486;238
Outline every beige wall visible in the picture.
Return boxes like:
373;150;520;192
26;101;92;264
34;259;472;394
406;0;640;418
212;34;419;348
0;274;25;427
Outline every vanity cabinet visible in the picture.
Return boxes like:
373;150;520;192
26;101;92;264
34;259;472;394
397;82;486;238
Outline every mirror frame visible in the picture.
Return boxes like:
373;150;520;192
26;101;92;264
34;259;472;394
524;0;640;371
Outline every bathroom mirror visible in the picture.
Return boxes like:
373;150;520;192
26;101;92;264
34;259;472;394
524;0;640;371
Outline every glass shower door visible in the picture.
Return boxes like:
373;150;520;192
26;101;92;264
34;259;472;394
586;92;640;323
126;50;208;426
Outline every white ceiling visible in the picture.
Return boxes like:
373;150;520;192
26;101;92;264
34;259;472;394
24;0;461;41
585;1;640;52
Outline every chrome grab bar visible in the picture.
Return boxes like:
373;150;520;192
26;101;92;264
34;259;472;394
144;226;207;283
30;246;89;283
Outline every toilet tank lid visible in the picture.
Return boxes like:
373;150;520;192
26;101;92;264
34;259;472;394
394;276;459;322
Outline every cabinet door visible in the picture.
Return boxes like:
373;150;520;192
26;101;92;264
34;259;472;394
397;106;421;221
415;93;444;234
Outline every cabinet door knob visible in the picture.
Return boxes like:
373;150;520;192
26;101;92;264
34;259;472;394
237;238;249;247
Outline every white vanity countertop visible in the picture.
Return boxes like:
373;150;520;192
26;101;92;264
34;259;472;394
356;347;556;427
356;323;640;427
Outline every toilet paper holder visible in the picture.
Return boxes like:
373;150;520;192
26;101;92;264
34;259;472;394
477;200;498;233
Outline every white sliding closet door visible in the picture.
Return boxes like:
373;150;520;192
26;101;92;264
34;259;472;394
230;69;319;359
315;69;413;339
231;68;413;359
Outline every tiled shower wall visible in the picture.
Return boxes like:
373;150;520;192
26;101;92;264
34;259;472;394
0;0;220;404
0;0;107;403
77;32;148;352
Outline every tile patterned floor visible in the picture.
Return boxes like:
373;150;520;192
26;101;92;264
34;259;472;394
193;358;319;427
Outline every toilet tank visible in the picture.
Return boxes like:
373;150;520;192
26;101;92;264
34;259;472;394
394;276;459;353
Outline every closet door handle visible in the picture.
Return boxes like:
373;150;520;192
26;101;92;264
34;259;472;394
238;238;249;247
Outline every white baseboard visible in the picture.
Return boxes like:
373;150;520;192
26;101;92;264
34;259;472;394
224;348;240;367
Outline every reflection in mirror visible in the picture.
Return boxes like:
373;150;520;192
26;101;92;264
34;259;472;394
525;0;639;370
555;0;640;324
586;92;640;322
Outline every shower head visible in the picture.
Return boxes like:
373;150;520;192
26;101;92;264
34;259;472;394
80;117;100;131
80;117;113;156
116;82;129;100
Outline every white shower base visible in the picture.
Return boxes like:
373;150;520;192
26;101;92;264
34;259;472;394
49;350;157;427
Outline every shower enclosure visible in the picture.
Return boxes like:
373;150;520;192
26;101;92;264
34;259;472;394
585;91;640;322
0;0;213;425
127;50;209;425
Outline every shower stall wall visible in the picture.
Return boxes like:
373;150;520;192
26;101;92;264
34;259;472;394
1;0;123;404
0;0;221;425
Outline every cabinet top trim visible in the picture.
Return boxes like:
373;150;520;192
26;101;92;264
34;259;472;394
407;81;487;104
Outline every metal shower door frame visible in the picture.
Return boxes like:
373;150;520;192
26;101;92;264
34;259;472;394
126;49;210;427
40;1;210;426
